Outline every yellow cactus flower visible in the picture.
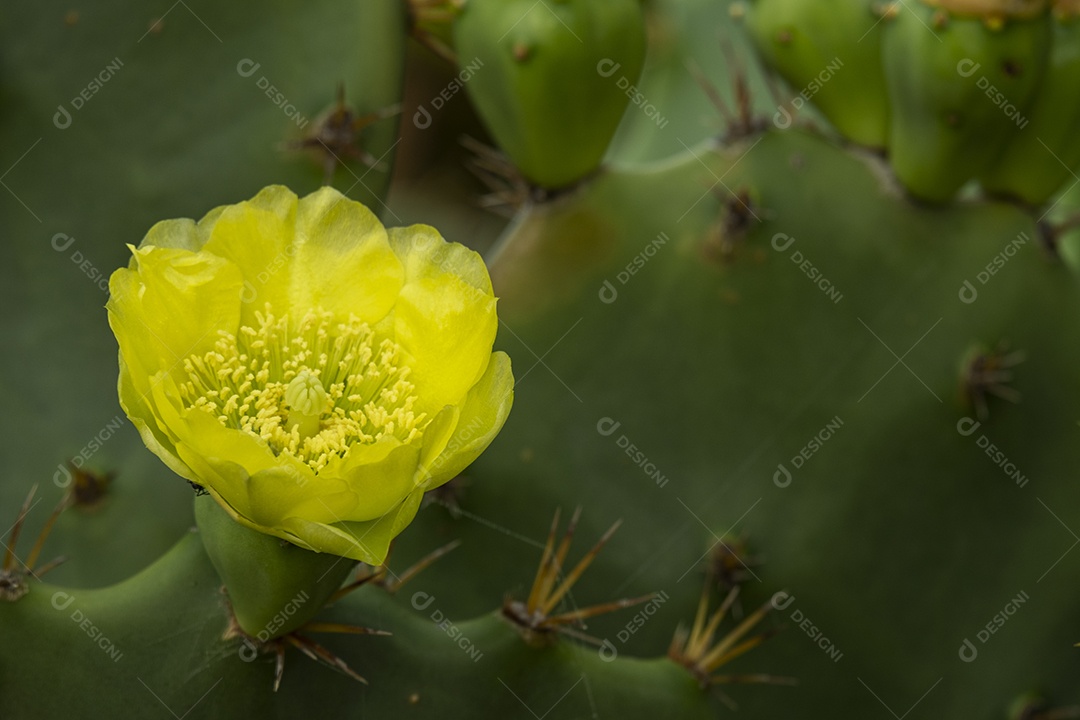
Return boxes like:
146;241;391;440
107;186;513;564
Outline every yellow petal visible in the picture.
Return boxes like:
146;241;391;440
136;214;216;253
107;245;244;391
280;489;426;563
200;185;297;322
245;469;355;528
421;351;514;490
116;359;194;481
292;186;404;323
203;185;404;325
333;440;424;522
387;225;498;413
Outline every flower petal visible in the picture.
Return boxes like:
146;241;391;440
334;440;424;522
387;225;498;413
202;185;404;325
107;245;244;386
117;358;194;482
420;351;514;490
200;185;297;320
280;488;425;563
136;209;221;253
292;186;404;323
245;469;354;528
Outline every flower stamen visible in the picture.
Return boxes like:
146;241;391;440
179;305;426;473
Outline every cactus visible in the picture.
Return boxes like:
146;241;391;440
3;0;1080;718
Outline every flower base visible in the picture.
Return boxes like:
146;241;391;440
195;496;356;640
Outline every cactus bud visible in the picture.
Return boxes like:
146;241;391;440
882;0;1051;202
453;0;647;189
743;0;891;148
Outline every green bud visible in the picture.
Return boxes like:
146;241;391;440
453;0;646;189
744;0;890;148
980;9;1080;204
882;2;1051;202
195;496;356;640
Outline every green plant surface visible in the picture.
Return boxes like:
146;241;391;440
3;0;1080;718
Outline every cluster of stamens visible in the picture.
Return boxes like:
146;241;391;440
179;306;425;473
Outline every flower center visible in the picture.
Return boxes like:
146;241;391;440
179;306;426;473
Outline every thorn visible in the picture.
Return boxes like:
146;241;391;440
287;633;369;685
505;508;650;645
382;539;462;593
26;494;71;573
303;622;392;637
4;485;38;572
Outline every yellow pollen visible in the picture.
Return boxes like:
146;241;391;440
179;305;426;473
